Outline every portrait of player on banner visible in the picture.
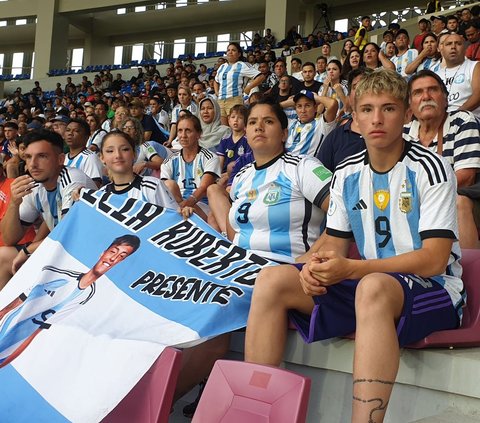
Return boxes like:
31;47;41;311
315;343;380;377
0;234;141;368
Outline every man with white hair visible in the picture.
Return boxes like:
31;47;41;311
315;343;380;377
404;70;480;248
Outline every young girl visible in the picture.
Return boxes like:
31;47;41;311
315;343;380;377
321;60;348;119
97;131;177;209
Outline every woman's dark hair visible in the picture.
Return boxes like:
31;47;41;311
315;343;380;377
327;59;343;73
101;130;136;152
340;39;354;59
227;42;244;61
362;42;382;68
247;98;288;130
177;114;202;133
421;32;442;61
341;49;362;80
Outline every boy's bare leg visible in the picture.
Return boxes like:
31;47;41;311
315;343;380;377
245;265;314;366
352;273;404;423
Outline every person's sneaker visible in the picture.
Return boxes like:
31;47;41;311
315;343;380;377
182;379;207;418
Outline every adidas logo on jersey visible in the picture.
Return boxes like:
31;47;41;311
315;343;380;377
44;290;55;297
352;199;367;211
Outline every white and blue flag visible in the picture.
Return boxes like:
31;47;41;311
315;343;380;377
0;191;272;422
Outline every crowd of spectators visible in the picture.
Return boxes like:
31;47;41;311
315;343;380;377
0;4;479;419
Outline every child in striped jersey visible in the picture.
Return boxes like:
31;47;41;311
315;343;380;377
280;90;338;157
246;70;464;423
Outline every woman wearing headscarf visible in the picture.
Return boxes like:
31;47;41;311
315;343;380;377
198;96;231;152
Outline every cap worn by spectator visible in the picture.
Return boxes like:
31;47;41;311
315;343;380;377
27;120;43;130
395;29;410;39
293;90;315;102
430;15;447;24
51;115;70;124
129;98;144;108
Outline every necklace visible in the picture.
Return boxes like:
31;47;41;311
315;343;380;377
444;61;464;96
113;177;135;187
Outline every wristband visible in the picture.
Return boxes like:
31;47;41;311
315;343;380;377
21;245;31;257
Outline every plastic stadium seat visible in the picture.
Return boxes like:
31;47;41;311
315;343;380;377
102;347;182;423
192;360;311;423
408;249;480;348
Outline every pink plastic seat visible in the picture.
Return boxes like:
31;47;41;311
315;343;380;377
408;249;480;348
192;360;311;423
102;347;182;423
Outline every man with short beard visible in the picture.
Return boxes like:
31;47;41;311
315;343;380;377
404;70;480;249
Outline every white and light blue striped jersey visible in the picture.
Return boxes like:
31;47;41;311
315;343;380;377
135;141;158;164
19;167;97;230
403;110;480;172
215;62;261;100
314;71;327;83
229;153;331;263
391;49;419;77
64;148;104;181
0;266;94;366
171;101;198;125
161;147;221;202
417;57;441;73
326;142;464;318
286;116;336;157
98;174;177;209
322;83;348;116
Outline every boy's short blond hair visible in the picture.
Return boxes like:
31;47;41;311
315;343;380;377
354;69;408;109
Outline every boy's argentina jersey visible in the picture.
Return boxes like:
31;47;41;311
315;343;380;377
64;148;104;181
286;116;336;157
229;153;331;263
99;174;177;209
326;142;465;317
0;266;95;365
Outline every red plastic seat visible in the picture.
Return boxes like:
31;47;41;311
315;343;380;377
102;347;182;423
408;249;480;348
192;360;311;423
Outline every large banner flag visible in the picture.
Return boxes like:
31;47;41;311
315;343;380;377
0;191;273;422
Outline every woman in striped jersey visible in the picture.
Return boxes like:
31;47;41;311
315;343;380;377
227;98;332;263
214;42;265;125
405;33;442;76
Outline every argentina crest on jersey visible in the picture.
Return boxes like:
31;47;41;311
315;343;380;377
263;182;281;205
399;179;413;213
